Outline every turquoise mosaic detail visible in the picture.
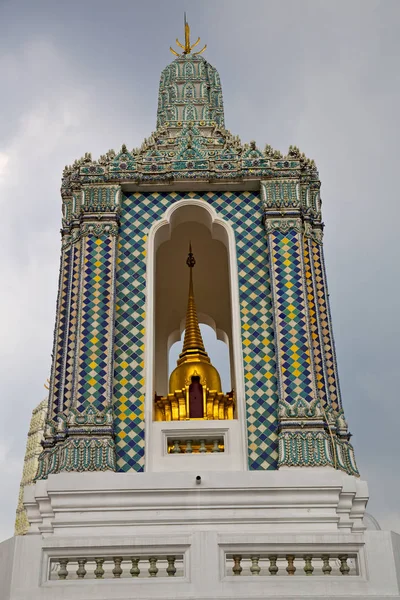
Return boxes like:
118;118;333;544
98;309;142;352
113;191;279;472
268;229;316;405
157;54;224;128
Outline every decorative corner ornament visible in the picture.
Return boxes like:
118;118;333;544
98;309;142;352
35;406;116;480
277;396;359;476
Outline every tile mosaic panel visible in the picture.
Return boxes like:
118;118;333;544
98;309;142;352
311;240;342;411
303;237;328;406
113;191;279;472
74;235;114;412
49;244;71;420
60;241;81;415
268;229;317;404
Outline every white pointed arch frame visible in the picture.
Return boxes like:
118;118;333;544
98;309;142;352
144;198;248;471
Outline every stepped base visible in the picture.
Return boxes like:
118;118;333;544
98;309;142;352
1;469;399;599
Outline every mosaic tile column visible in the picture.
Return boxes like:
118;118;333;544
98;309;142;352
304;223;358;475
36;185;121;478
263;188;358;475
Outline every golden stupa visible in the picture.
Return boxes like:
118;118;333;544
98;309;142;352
154;246;235;421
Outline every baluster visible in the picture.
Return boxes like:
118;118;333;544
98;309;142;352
148;556;158;577
322;554;332;575
268;555;278;575
113;557;123;578
172;440;181;453
130;557;140;577
76;558;87;579
339;554;350;575
199;439;206;453
250;555;261;575
94;557;105;579
286;555;296;576
303;555;314;576
185;440;193;454
212;439;220;453
166;555;177;577
232;555;242;576
50;561;59;579
58;558;69;580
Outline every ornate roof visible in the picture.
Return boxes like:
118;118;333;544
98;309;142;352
157;54;224;128
60;34;320;220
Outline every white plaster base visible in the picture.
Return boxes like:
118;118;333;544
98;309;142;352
1;470;399;599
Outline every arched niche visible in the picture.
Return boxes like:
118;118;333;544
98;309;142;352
155;221;233;396
144;198;247;472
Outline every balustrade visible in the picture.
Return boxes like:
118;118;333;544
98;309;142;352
227;553;358;577
50;550;359;582
167;437;224;454
49;555;184;581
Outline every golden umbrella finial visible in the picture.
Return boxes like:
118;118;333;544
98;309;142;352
170;13;207;57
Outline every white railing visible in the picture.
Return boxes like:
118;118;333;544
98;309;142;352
49;555;184;581
226;553;358;577
167;437;224;453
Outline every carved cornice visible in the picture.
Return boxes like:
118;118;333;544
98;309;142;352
264;217;303;236
278;397;323;421
304;222;324;244
82;184;121;213
61;221;119;250
36;407;115;479
35;437;116;479
277;396;358;476
60;134;319;198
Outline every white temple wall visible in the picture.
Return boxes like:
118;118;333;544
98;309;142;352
0;536;15;599
1;517;400;599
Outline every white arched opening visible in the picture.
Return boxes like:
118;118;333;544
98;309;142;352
144;198;247;472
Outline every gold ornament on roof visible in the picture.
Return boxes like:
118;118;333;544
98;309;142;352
170;13;207;57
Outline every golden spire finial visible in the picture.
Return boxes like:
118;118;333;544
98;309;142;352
170;13;207;57
178;244;209;362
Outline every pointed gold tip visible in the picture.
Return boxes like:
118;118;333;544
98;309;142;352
180;247;207;358
170;17;206;56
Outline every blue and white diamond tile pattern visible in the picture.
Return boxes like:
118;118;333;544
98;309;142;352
311;239;342;411
75;235;114;413
113;191;279;472
268;229;316;405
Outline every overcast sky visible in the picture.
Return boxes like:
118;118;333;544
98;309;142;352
0;0;399;541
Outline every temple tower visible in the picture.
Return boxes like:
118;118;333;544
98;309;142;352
2;20;400;600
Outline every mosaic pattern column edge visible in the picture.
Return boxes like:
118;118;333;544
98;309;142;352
36;185;121;479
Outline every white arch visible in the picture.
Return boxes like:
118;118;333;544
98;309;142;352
144;198;248;471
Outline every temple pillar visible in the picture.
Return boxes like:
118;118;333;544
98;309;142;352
262;175;358;475
36;184;121;478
